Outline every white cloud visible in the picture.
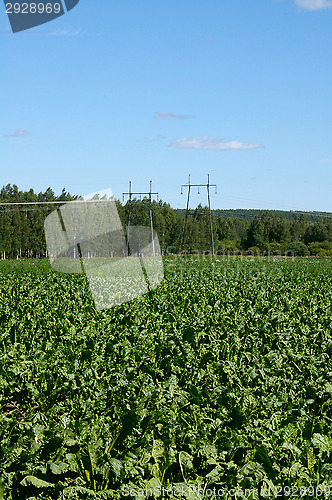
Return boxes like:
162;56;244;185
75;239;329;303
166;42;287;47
295;0;332;10
170;136;262;151
154;111;194;120
7;129;28;137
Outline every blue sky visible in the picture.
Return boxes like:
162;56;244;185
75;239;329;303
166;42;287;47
2;0;332;211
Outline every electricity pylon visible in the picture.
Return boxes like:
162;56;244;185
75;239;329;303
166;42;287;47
181;174;217;257
122;181;159;256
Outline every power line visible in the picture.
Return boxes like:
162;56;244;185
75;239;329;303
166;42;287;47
0;200;113;206
0;201;67;206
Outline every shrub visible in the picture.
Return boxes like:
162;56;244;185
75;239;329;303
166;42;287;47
286;241;310;256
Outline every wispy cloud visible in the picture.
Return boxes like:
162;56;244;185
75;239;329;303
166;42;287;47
154;111;194;120
1;26;81;36
295;0;332;10
141;134;167;143
6;129;29;138
47;27;81;36
170;136;263;151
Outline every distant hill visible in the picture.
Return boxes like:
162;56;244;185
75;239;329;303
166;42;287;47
176;208;332;221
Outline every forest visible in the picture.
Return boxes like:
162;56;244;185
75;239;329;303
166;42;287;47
1;183;332;258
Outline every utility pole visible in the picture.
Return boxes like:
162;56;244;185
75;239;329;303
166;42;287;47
206;174;216;258
149;181;156;256
181;174;191;253
122;181;132;256
181;174;217;257
122;181;159;256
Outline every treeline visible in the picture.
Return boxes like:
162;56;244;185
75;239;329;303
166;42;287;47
1;184;332;258
0;185;75;259
212;208;331;222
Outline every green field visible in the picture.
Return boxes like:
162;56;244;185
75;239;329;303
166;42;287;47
1;257;332;499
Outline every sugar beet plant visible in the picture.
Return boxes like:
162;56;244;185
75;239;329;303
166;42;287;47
0;257;332;499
